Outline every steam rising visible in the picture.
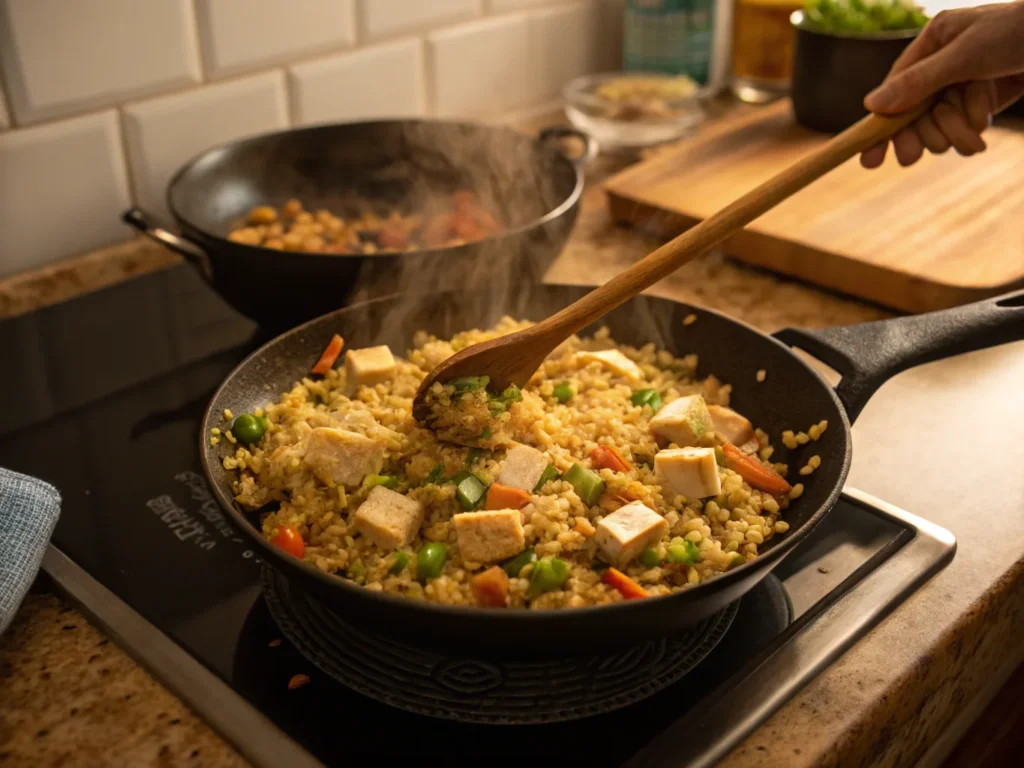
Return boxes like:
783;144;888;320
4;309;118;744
338;121;581;345
322;121;679;359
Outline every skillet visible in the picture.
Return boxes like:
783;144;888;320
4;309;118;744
201;285;1024;655
122;121;593;329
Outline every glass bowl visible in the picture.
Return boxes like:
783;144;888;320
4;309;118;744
563;72;706;150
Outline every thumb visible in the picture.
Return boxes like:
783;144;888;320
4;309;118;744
865;49;960;113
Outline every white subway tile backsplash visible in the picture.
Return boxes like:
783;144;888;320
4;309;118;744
0;111;131;278
428;15;535;117
290;39;423;125
195;0;355;78
0;0;619;275
360;0;479;41
0;0;201;125
123;72;289;221
528;2;601;100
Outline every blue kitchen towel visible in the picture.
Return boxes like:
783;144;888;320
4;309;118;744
0;467;61;634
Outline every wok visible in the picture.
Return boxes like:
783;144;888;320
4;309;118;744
201;286;1024;655
123;121;593;329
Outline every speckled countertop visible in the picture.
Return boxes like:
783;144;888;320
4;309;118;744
1;110;1021;768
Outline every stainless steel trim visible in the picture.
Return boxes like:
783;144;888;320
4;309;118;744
42;547;324;768
627;487;957;768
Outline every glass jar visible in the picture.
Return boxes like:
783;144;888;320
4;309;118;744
730;0;802;103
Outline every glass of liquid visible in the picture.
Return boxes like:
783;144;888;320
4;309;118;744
730;0;803;103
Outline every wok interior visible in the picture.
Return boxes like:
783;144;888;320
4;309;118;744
205;286;850;569
170;121;578;238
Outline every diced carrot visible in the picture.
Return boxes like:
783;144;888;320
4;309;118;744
311;334;344;376
602;567;648;600
288;674;311;690
722;442;792;496
422;212;457;247
589;445;633;473
452;189;476;210
470;207;500;234
485;483;531;510
271;526;305;559
378;222;408;250
471;566;510;608
452;211;486;242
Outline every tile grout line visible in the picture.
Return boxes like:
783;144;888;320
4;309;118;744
420;34;435;117
0;0;19;128
283;65;299;128
187;0;211;83
114;107;141;210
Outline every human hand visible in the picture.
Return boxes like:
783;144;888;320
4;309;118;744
860;2;1024;168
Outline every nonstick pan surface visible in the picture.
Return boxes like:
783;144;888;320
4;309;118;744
201;285;1024;655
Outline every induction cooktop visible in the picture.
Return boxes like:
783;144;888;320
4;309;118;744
0;265;955;768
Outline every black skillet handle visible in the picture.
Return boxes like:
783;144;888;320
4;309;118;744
122;207;213;284
538;126;599;168
773;290;1024;423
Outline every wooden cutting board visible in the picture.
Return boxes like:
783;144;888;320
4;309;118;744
604;101;1024;313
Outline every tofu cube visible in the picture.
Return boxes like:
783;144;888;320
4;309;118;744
655;447;722;501
354;486;425;550
303;427;383;486
497;443;549;491
595;501;669;566
707;405;758;453
345;346;396;393
576;349;642;382
649;394;710;447
453;510;525;563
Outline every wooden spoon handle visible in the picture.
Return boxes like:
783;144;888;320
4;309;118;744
540;104;933;338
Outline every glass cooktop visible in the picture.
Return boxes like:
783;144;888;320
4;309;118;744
0;265;955;768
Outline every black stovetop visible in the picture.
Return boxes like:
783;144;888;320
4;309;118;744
1;265;937;768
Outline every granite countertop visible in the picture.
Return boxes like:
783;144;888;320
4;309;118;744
1;110;1021;768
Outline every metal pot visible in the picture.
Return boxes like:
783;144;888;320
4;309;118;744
200;284;1024;656
124;121;594;329
790;11;918;133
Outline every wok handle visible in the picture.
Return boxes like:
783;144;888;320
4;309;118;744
538;126;599;167
122;207;213;284
773;290;1024;422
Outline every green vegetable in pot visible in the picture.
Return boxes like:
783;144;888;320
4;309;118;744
454;472;486;510
347;558;367;585
640;548;660;568
667;540;701;566
803;0;928;33
417;543;447;580
630;388;662;414
362;474;399;490
425;463;445;484
449;376;489;395
388;551;409;575
231;413;268;445
534;464;561;492
503;547;536;578
487;385;522;416
564;464;605;506
526;557;570;599
552;382;574;404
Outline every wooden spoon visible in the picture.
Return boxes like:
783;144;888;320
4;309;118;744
413;105;930;424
